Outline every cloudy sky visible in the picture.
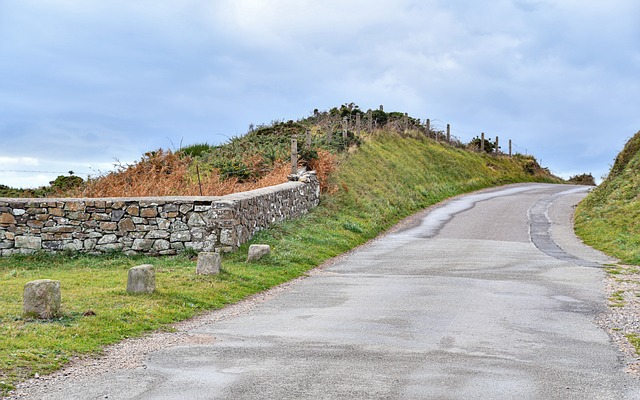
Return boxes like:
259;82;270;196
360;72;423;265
1;0;638;188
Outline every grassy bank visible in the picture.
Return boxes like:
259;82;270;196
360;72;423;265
0;132;559;395
574;131;640;355
575;131;640;265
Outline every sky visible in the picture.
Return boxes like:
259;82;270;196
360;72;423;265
1;0;639;188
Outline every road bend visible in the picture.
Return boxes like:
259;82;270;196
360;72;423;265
18;183;640;399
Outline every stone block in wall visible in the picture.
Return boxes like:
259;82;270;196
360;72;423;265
153;240;171;251
63;240;83;251
49;208;64;217
146;230;169;239
118;218;135;232
171;242;185;250
42;241;64;250
220;228;235;246
140;208;158;218
64;202;85;212
84;239;97;250
126;205;140;216
100;222;118;231
23;279;61;319
15;236;42;250
156;218;170;230
170;231;191;242
132;239;154;251
173;220;189;231
187;213;206;227
163;204;178;213
0;213;16;225
111;209;125;222
95;243;124;252
190;227;207;241
98;234;118;245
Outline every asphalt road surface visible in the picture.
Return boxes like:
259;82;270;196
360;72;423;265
18;183;640;399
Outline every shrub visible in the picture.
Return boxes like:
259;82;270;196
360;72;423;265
468;137;496;153
567;173;596;186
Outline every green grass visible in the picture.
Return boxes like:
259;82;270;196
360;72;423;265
0;132;559;395
608;290;626;307
575;131;640;265
575;130;640;356
627;334;640;353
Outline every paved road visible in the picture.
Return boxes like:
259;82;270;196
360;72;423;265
20;183;640;399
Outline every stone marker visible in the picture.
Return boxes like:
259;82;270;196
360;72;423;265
247;244;271;262
196;252;221;275
23;279;61;319
126;264;155;293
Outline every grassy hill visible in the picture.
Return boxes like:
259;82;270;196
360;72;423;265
1;104;557;198
575;131;640;264
0;108;561;395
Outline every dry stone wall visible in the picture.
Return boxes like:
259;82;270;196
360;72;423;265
0;171;319;256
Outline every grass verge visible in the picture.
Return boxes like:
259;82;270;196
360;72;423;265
0;133;559;395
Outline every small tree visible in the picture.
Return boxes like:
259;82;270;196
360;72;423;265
468;137;496;153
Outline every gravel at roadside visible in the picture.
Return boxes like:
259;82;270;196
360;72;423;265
596;264;640;375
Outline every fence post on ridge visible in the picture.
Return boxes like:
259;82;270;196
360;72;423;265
342;117;348;140
291;138;298;175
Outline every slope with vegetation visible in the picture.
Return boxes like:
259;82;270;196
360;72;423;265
575;131;640;264
0;105;560;395
574;130;640;358
1;103;553;198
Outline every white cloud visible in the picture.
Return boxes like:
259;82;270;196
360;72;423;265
0;157;39;167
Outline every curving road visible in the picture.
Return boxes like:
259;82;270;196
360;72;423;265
16;183;640;399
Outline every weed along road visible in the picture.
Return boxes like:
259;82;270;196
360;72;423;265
15;183;640;399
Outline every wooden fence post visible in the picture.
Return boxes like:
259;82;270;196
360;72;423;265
481;132;485;152
291;138;298;175
403;113;408;133
446;124;451;142
426;119;431;137
509;140;512;157
342;117;348;140
306;129;312;147
495;136;499;154
367;109;373;132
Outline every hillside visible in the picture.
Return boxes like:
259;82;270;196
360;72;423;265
575;131;640;264
0;104;558;198
574;130;640;358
